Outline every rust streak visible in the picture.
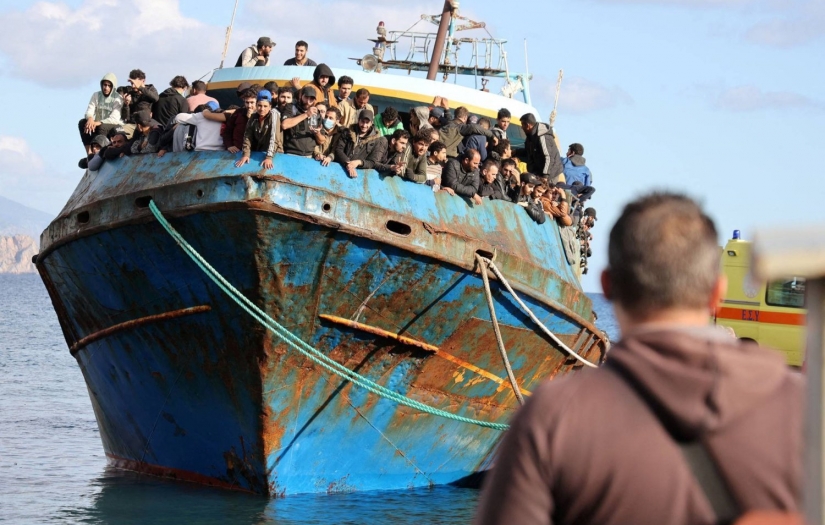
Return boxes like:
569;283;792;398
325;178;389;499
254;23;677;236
319;313;532;396
320;314;440;352
70;305;212;355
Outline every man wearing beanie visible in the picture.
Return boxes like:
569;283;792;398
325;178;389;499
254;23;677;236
335;108;386;178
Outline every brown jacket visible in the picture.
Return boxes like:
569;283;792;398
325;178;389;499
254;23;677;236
474;326;802;525
539;196;573;226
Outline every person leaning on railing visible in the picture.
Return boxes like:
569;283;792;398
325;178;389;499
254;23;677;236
235;89;279;170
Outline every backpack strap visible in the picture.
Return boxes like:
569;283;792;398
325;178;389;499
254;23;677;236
609;364;740;525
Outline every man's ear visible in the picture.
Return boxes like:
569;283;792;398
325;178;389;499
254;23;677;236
601;269;612;301
709;274;728;312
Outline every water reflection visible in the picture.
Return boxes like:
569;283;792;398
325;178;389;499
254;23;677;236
56;468;479;525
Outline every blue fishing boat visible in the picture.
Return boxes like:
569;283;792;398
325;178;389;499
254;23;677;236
36;3;607;496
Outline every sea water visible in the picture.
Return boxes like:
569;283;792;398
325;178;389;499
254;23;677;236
0;274;619;524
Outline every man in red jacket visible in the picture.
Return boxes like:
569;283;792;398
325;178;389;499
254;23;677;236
221;89;257;153
474;192;802;525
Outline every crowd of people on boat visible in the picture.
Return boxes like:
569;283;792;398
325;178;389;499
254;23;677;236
77;37;599;272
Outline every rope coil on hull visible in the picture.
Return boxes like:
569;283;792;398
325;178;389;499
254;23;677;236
149;200;510;430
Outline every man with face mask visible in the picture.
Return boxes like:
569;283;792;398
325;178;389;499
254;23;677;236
78;73;123;154
314;106;343;167
335;109;387;179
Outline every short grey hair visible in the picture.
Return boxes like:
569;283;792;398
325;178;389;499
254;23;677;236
607;192;720;316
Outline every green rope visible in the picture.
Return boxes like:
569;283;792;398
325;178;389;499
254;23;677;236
148;201;509;431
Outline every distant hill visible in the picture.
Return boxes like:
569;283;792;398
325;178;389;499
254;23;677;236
0;196;53;241
0;235;37;274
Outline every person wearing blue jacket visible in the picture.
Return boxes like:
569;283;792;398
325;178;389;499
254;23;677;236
561;143;596;204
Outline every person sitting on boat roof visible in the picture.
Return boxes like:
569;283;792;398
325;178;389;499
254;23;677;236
185;80;217;112
281;86;324;158
164;101;226;154
512;172;546;224
402;130;431;184
514;113;564;184
122;69;159;123
560;143;596;205
236;37;274;67
216;88;257;153
442;148;483;205
375;129;410;178
284;40;317;67
97;130;131;163
439;107;497;160
313;106;343;167
153;75;190;128
538;183;574;227
460;116;491;163
78;135;109;170
374;106;404;137
479;160;512;202
339;88;375;128
291;64;338;109
235;89;279;170
491;108;511;141
130;110;162;155
335;76;354;106
78;73;123;155
335;108;387;179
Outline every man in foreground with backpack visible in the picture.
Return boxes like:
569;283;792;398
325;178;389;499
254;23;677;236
474;192;802;525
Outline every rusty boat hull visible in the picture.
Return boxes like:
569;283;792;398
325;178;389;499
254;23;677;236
36;151;606;495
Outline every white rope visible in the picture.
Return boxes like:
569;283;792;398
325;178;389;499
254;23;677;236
476;255;525;405
482;257;598;369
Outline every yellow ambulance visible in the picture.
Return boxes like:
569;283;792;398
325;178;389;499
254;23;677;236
716;231;807;367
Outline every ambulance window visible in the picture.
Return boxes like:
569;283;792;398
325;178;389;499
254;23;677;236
765;278;806;308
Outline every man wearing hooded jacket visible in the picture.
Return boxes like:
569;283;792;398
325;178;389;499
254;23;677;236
474;192;802;525
291;64;338;109
514;113;564;183
78;73;123;154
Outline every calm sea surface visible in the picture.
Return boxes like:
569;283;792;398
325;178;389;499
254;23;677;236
0;274;619;524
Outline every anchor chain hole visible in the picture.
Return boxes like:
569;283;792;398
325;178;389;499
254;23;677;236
386;220;412;236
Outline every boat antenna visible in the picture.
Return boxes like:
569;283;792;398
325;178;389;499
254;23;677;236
427;0;455;81
550;69;563;127
219;0;241;69
523;38;531;87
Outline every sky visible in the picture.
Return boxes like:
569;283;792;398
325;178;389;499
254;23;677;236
0;0;822;292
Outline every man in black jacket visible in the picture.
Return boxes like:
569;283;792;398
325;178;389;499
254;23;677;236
442;149;483;205
335;109;387;178
514;113;563;183
479;160;512;202
153;75;190;128
123;69;159;121
281;86;322;157
375;129;410;176
512;172;546;224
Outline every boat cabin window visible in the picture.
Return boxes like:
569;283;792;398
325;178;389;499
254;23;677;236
765;278;806;309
